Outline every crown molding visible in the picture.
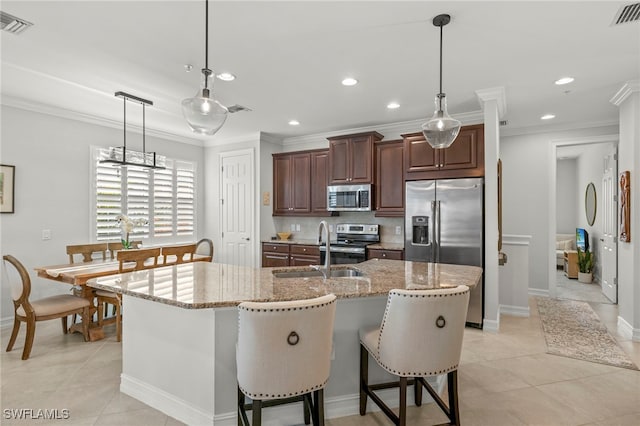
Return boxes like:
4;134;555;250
610;80;640;106
1;95;205;147
203;132;263;148
281;111;484;146
475;87;507;118
500;118;618;138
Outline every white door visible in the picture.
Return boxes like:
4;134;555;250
220;150;254;267
601;148;617;303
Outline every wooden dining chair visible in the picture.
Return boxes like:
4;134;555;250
3;255;90;360
195;238;214;262
161;243;197;265
66;243;109;263
96;247;161;342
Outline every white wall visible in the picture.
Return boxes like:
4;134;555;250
500;125;618;292
0;106;205;322
556;159;577;234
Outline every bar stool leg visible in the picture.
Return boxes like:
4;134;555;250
252;399;262;426
304;394;311;425
414;376;423;406
359;344;369;415
399;377;407;426
313;389;324;426
447;370;461;425
237;386;245;426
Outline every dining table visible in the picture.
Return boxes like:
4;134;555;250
34;253;212;340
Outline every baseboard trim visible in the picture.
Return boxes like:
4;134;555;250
483;318;499;333
1;316;14;329
120;374;213;425
500;304;530;317
213;377;445;426
528;288;549;297
616;316;640;341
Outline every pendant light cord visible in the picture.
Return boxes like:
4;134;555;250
438;23;443;111
203;0;209;90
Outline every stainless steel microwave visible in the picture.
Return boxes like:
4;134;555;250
327;184;372;211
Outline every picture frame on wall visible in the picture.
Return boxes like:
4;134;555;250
0;164;15;214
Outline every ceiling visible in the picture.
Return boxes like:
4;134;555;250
1;1;638;145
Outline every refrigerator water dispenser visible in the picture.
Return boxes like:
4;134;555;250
412;216;430;245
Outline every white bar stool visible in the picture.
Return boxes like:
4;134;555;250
359;285;470;426
236;294;337;426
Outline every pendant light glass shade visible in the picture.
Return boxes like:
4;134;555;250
182;0;228;136
421;94;461;149
182;71;228;136
421;14;461;149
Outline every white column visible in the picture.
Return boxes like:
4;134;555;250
610;81;640;341
475;87;506;332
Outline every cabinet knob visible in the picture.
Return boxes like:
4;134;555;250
382;253;387;257
303;248;306;252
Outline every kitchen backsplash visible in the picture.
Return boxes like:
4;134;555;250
272;213;404;243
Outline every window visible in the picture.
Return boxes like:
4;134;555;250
92;147;196;243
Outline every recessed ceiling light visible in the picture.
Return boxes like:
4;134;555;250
541;114;556;120
288;120;300;126
555;77;574;85
217;72;236;81
342;77;358;86
387;102;400;109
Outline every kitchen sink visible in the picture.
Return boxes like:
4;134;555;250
272;267;365;279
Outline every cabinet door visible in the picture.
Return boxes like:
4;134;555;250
273;155;292;215
349;136;373;183
403;133;439;179
329;138;350;184
291;153;311;213
311;150;329;213
262;252;290;267
375;140;404;217
439;124;484;173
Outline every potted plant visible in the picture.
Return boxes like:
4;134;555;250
577;247;593;283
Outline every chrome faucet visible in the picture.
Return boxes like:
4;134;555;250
317;220;331;278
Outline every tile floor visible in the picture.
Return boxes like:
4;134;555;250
555;269;611;305
1;297;639;426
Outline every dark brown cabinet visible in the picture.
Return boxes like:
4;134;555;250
273;149;332;216
289;245;321;266
261;243;290;267
367;248;404;260
262;243;320;267
375;140;404;217
403;124;484;181
328;132;383;184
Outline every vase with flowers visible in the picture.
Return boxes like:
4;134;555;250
115;214;148;249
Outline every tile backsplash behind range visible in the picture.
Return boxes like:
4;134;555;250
272;212;403;243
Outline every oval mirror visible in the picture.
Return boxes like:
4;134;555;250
585;182;596;226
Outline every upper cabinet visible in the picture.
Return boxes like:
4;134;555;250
328;131;383;184
375;140;404;217
403;124;484;181
273;149;332;216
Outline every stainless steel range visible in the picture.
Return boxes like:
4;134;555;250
319;223;379;264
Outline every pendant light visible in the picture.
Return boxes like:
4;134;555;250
181;0;228;136
100;91;166;170
421;14;461;149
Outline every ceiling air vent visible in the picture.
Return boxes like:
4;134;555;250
226;104;252;114
612;3;640;25
1;11;33;34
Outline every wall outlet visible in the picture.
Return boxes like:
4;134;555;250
262;191;270;206
395;226;402;235
290;224;296;231
42;229;51;240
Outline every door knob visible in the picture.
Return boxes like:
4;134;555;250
243;237;250;241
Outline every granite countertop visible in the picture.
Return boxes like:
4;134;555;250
261;240;404;250
87;260;482;309
262;239;320;246
367;243;404;250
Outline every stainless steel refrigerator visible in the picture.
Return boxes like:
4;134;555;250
405;178;484;328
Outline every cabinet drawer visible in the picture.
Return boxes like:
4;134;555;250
367;249;404;260
290;245;320;256
261;243;289;254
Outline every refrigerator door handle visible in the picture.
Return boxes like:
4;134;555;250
435;200;441;263
430;200;437;262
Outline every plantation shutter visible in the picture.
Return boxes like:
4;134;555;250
176;162;195;236
153;167;174;237
126;168;150;239
96;157;123;241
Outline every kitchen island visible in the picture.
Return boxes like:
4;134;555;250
88;259;482;425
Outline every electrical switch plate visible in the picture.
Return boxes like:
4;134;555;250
395;226;402;235
291;224;296;231
42;229;51;240
296;224;301;231
262;191;270;206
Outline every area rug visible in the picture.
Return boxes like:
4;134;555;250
536;297;638;370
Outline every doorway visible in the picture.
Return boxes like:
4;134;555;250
550;137;618;305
